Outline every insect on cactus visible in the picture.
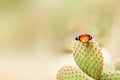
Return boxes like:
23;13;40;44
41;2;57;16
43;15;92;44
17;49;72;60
56;34;120;80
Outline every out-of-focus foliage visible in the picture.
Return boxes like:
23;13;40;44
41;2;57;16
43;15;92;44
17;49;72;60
0;0;116;52
115;60;120;71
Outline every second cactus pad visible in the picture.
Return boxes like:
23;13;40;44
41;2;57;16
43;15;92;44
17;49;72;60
56;65;94;80
73;34;103;80
100;70;120;80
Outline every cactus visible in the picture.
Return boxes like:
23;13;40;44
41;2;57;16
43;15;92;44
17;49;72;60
73;35;103;79
56;34;120;80
100;70;120;80
56;65;94;80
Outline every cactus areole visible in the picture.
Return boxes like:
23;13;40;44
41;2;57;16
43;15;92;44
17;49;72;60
75;34;92;43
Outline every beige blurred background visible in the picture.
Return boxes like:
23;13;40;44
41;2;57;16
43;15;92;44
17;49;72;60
0;0;120;80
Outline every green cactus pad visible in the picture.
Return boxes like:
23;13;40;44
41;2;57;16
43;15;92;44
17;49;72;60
56;65;94;80
73;39;103;80
100;70;120;80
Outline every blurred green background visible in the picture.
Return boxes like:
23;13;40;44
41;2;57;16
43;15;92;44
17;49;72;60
0;0;120;80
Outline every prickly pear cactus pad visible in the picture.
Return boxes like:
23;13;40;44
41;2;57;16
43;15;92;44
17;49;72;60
73;34;103;79
100;70;120;80
56;34;120;80
56;65;94;80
